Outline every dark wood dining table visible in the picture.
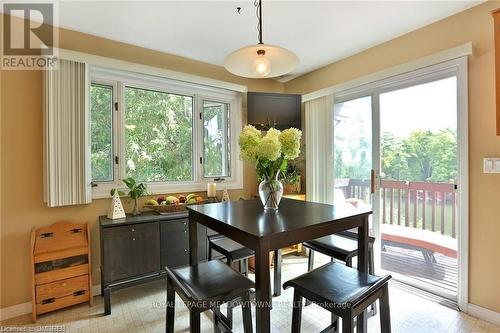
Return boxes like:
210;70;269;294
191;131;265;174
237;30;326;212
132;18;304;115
187;198;372;333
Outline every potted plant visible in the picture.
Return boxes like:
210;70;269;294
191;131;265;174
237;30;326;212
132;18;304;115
239;125;302;210
111;177;147;216
282;162;301;194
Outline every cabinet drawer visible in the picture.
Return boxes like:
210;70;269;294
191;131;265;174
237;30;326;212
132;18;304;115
36;275;89;303
36;289;89;315
35;264;89;285
103;222;158;238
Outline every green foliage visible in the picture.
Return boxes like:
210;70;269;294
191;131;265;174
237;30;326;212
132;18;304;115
90;84;230;183
256;155;288;182
203;102;228;177
381;129;457;182
110;189;126;196
336;127;457;183
122;177;147;199
124;87;193;182
281;162;300;185
90;84;113;181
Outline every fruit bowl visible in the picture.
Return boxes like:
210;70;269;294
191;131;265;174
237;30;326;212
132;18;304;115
144;204;188;213
143;194;208;214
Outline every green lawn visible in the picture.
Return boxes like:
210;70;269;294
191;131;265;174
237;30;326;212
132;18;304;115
381;195;456;237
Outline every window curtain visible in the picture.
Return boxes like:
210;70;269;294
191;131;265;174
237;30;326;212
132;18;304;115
305;95;334;204
44;59;91;207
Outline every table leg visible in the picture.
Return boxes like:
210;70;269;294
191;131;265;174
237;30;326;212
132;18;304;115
273;249;282;297
188;211;198;265
357;215;369;333
255;245;271;333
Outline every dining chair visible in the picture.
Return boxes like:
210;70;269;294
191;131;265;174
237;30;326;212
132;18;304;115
165;260;253;333
303;231;377;314
207;234;283;328
283;262;391;333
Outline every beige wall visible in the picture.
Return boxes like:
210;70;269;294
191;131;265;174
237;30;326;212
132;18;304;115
285;1;500;312
0;16;284;309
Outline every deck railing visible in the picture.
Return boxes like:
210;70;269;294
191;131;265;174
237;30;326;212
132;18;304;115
336;179;457;238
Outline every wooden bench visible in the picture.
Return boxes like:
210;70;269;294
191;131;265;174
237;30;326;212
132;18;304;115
381;224;457;264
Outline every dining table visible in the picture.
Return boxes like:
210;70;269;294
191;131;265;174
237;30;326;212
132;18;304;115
186;198;372;333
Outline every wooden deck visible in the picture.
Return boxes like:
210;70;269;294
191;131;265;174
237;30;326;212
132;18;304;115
381;242;458;298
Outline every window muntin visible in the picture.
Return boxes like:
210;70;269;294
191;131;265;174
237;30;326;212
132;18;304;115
124;86;194;182
90;83;114;182
203;100;230;178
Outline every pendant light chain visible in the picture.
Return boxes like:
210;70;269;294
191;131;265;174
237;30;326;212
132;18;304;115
255;0;263;45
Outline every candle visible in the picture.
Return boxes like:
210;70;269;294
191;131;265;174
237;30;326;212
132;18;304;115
207;183;217;197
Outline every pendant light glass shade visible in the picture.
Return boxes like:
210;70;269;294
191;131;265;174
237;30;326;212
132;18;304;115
224;44;299;79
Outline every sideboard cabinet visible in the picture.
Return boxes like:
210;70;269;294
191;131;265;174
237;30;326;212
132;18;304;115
99;211;207;315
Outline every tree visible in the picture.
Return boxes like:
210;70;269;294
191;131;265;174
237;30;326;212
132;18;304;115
381;129;457;183
90;85;228;183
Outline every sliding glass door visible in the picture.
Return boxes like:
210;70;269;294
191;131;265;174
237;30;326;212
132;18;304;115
331;59;467;304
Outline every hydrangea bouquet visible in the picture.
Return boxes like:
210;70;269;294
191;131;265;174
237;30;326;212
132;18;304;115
239;125;302;210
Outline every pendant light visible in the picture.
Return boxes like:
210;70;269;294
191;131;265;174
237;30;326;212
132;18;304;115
224;0;299;79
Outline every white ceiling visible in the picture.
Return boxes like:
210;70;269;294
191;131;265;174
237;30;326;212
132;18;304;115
53;1;482;81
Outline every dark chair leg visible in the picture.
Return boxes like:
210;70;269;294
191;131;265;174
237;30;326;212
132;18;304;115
166;277;175;333
103;286;111;315
379;285;391;333
227;301;234;330
291;291;303;333
357;312;367;333
368;247;378;317
273;249;282;297
305;250;315;306
213;306;222;333
243;258;249;277
307;249;315;272
208;244;213;261
190;309;201;333
368;246;374;275
346;257;353;268
241;291;253;333
342;317;354;333
332;313;339;333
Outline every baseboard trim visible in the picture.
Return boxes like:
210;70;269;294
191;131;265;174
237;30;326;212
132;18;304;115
0;301;31;321
0;284;102;321
468;303;500;327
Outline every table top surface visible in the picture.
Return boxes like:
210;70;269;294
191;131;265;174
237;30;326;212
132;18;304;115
187;198;372;240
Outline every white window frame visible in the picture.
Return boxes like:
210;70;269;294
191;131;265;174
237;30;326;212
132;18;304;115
90;66;243;199
329;57;468;309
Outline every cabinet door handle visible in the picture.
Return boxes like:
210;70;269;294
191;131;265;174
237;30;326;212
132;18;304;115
183;230;187;233
184;249;188;252
132;237;136;241
131;228;135;232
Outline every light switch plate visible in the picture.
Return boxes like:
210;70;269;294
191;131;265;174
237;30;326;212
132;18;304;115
483;157;500;173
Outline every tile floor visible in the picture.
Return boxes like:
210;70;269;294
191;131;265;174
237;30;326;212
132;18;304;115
2;254;499;333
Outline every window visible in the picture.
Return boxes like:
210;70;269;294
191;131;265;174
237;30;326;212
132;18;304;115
90;84;114;182
89;68;242;198
203;100;230;178
125;87;193;182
